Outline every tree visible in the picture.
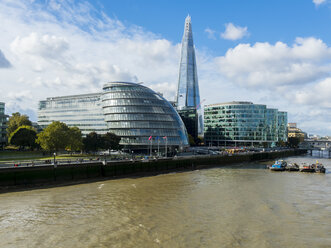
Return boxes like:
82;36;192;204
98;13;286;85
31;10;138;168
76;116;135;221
83;132;103;152
287;137;301;148
188;134;195;146
277;140;287;147
36;121;82;152
195;136;204;146
6;112;32;137
101;132;122;150
9;126;37;149
66;127;83;152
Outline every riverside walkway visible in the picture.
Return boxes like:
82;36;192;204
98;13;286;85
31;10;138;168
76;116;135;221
0;149;306;191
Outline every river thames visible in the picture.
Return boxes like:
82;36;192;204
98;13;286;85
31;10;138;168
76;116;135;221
0;155;330;248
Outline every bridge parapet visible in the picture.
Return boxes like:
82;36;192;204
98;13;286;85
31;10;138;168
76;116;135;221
301;139;330;149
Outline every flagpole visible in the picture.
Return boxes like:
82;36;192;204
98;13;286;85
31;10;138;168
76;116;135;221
150;138;152;157
165;137;167;158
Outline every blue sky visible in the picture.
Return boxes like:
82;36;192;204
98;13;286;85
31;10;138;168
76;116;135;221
0;0;330;135
94;0;331;53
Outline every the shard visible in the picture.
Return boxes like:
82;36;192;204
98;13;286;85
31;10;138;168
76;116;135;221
176;15;202;139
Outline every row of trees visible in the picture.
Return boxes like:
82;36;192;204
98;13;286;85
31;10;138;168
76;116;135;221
83;132;122;152
6;113;121;152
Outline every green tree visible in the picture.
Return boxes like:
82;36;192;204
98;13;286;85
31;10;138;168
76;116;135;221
101;132;122;150
195;136;204;146
188;134;195;146
83;132;103;152
9;126;37;149
287;137;301;148
6;112;32;137
36;121;70;151
277;140;287;147
66;127;83;152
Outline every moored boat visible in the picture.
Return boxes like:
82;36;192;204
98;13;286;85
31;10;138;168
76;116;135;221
285;163;299;171
311;161;326;174
299;163;315;173
270;160;287;171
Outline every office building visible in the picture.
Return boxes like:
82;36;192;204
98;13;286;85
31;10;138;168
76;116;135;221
38;93;108;135
102;82;188;150
278;112;288;142
38;82;189;152
204;101;287;147
287;123;305;142
176;15;202;139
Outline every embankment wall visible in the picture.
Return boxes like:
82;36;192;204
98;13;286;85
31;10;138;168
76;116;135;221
0;149;306;191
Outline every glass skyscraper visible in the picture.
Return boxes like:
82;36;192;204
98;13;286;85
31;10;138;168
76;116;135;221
176;15;200;109
176;15;202;138
204;101;287;147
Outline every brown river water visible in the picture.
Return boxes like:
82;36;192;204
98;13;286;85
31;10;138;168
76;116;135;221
0;155;330;248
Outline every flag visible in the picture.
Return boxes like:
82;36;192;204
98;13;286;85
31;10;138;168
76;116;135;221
148;136;152;140
156;136;159;140
163;136;167;139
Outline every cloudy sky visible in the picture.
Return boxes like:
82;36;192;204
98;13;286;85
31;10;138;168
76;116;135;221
0;0;330;135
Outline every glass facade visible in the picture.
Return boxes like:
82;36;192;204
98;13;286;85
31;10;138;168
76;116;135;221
204;102;288;146
176;15;203;136
0;102;8;147
38;82;189;151
38;93;108;136
102;82;189;149
278;111;288;142
177;107;198;140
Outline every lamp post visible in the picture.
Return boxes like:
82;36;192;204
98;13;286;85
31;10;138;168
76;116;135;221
53;152;56;167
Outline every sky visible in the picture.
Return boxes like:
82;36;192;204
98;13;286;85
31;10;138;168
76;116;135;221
0;0;331;135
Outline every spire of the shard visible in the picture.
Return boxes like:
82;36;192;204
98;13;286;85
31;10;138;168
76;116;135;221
176;15;200;109
176;15;203;138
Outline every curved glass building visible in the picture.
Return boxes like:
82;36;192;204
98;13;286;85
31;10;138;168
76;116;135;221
102;82;189;150
204;101;287;147
38;82;189;152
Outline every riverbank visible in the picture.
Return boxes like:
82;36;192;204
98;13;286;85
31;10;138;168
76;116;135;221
1;154;329;248
0;149;306;192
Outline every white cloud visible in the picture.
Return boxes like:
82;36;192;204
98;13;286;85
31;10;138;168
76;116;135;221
0;0;330;136
211;37;331;135
0;0;180;119
0;49;12;68
204;28;216;40
293;78;331;108
216;37;331;87
221;23;248;41
313;0;326;6
11;33;69;59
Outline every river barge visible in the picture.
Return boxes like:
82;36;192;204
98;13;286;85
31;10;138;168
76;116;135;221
269;160;287;171
299;162;326;173
285;163;299;171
